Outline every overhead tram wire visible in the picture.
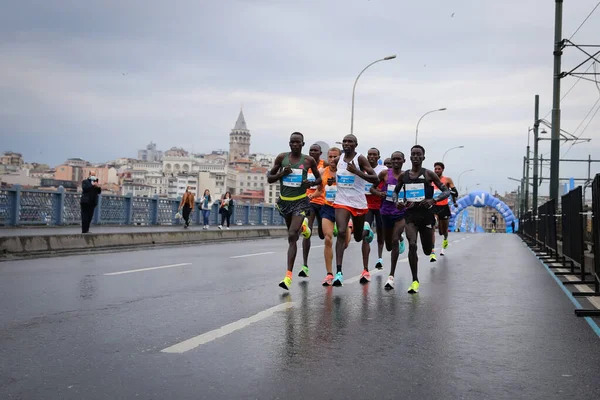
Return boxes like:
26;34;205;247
569;1;600;41
539;2;600;119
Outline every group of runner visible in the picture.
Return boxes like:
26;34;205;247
267;133;458;294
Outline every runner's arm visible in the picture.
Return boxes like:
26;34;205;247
429;170;451;202
303;156;322;187
446;177;459;204
353;155;379;184
370;169;387;196
267;153;289;184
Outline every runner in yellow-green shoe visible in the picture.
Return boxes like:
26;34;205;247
393;145;451;294
430;162;458;260
267;132;322;290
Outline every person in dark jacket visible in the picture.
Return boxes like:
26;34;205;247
80;172;102;233
218;192;233;229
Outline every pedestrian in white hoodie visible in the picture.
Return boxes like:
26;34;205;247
199;189;213;229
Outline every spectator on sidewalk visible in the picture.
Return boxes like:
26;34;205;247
80;171;101;234
178;186;195;228
199;189;213;229
219;192;233;230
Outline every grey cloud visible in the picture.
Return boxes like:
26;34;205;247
1;0;599;195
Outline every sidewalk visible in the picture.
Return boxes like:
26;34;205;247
0;224;281;237
0;224;286;259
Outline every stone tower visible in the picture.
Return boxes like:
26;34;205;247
229;109;251;163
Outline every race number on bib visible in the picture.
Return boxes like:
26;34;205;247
405;183;425;202
364;182;373;195
325;185;337;202
386;184;404;202
337;174;355;188
282;169;303;187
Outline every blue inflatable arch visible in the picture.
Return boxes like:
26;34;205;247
448;191;517;233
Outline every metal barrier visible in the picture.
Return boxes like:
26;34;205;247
558;187;586;282
574;174;600;317
520;211;536;241
0;185;285;227
519;177;600;317
529;199;558;260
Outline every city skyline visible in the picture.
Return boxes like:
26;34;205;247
2;0;599;196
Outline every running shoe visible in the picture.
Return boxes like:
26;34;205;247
399;239;406;254
332;272;344;286
322;274;334;286
363;222;374;244
440;248;445;256
408;280;420;294
333;223;338;237
359;269;371;284
384;276;395;290
375;258;384;270
301;217;311;239
279;276;292;290
442;239;449;249
430;253;437;262
298;265;309;277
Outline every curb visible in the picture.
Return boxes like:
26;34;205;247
0;228;288;261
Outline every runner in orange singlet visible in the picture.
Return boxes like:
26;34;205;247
299;144;327;278
430;162;458;260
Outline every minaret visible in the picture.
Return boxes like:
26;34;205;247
229;109;251;163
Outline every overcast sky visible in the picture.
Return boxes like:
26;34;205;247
1;0;599;195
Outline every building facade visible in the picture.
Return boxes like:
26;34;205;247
138;141;163;162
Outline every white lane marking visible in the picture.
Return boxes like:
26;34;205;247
312;245;325;248
161;266;387;353
161;302;295;353
230;252;275;259
104;263;192;276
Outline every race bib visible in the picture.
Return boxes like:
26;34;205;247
364;182;373;195
433;188;442;198
386;184;403;202
405;183;425;202
337;173;355;188
325;185;337;202
307;172;316;182
282;169;303;187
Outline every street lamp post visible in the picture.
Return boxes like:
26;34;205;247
442;145;464;163
350;55;397;134
415;108;447;145
457;168;475;193
465;183;481;192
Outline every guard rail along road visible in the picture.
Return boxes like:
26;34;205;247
0;185;286;227
520;173;600;318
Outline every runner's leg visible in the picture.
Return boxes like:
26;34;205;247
286;214;305;272
334;208;352;272
389;218;405;277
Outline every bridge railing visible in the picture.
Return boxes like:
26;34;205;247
0;185;285;227
519;175;600;317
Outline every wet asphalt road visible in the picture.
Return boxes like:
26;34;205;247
1;233;600;399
